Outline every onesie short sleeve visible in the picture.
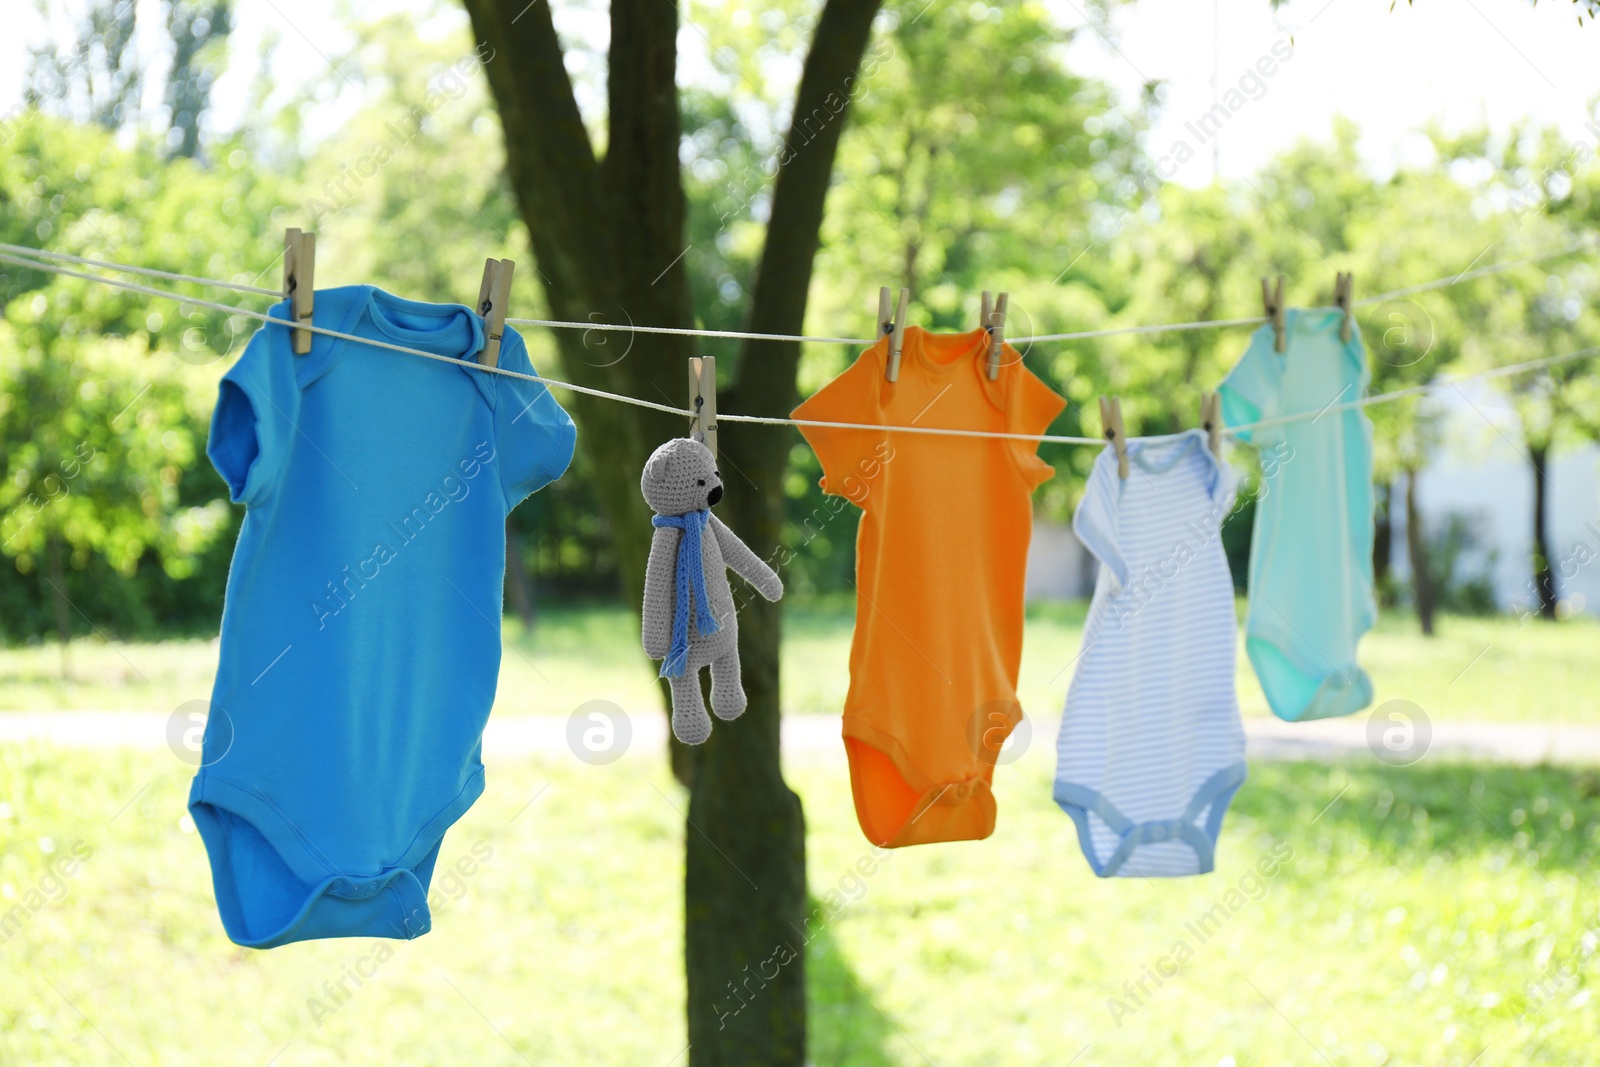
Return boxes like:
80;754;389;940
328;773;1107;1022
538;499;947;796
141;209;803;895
793;346;889;505
491;328;578;510
1006;365;1067;489
1218;326;1283;446
1072;451;1129;588
207;306;301;506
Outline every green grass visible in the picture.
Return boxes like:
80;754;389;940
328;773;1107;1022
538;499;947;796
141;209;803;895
3;744;1599;1065
3;599;1597;724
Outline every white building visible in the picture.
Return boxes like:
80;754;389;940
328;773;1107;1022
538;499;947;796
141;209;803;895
1026;390;1600;616
1391;389;1600;618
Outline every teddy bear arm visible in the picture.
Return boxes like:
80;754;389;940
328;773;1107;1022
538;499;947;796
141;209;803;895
642;525;680;658
709;514;783;602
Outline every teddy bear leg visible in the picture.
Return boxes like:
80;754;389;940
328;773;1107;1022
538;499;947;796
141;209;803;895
709;651;747;721
668;667;713;745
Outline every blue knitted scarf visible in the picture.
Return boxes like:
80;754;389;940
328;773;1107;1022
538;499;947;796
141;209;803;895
652;509;721;677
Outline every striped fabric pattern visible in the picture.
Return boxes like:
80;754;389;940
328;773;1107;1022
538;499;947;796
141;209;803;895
1054;430;1248;878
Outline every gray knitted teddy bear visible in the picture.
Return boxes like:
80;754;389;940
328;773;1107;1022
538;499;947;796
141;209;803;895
641;435;783;745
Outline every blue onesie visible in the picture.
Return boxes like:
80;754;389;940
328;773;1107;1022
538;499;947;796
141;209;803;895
1055;431;1247;877
189;285;575;948
1219;307;1375;722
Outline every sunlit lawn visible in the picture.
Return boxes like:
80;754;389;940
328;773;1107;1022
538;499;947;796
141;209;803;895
3;740;1598;1065
1;599;1596;725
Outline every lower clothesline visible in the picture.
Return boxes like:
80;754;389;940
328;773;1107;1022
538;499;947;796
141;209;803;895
723;340;1600;444
3;250;1597;447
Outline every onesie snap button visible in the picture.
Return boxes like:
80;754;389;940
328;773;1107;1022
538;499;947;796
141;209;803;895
940;779;976;805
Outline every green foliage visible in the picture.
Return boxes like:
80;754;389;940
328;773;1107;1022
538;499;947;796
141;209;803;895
162;1;234;160
26;0;143;130
822;0;1144;308
1421;123;1600;449
0;115;293;639
298;14;514;306
0;324;223;577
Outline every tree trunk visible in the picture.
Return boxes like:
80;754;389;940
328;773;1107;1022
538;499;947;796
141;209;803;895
1530;442;1557;619
460;3;884;1061
46;536;72;679
1404;467;1435;636
504;514;535;631
1372;480;1392;595
687;2;884;1056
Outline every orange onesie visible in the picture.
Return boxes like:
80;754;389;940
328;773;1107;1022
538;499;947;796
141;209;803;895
793;326;1065;847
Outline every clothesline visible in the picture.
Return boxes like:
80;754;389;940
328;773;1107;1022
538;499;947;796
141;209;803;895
0;242;286;297
1212;343;1600;435
2;248;1597;448
0;253;689;418
3;235;1594;347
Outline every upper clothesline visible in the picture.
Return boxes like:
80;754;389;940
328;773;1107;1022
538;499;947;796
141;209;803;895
2;238;1596;446
5;237;1594;345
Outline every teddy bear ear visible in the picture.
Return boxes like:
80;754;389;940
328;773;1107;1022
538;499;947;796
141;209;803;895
644;449;673;484
689;430;707;447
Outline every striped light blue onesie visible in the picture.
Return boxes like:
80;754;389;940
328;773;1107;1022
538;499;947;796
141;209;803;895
1055;430;1247;878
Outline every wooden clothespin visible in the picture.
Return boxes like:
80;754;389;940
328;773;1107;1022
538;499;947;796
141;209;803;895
1200;390;1222;459
1333;270;1354;343
1260;274;1286;353
878;286;894;338
688;355;718;461
986;292;1008;380
979;291;992;331
885;287;910;382
1099;395;1128;479
283;228;315;355
477;258;514;367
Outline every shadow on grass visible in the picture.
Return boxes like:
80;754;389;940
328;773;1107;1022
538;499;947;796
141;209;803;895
805;894;897;1067
1238;759;1600;874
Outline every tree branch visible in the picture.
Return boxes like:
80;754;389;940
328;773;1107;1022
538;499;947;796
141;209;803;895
461;0;613;303
606;0;695;336
726;0;886;423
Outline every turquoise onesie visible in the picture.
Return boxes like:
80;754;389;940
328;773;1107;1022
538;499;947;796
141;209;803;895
1219;307;1375;722
189;285;575;948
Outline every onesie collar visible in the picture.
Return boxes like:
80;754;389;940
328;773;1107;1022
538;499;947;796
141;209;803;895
362;286;496;404
1125;428;1207;475
362;286;486;361
900;325;1011;417
290;285;491;397
908;325;989;377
